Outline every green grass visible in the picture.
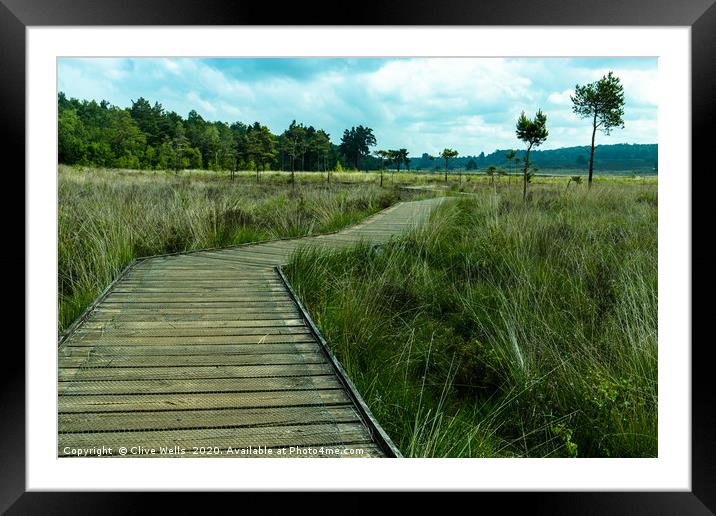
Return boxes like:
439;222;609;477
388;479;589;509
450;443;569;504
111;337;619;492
58;165;431;332
284;180;657;457
59;165;657;458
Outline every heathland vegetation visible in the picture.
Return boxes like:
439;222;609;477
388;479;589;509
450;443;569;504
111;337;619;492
58;70;657;457
285;180;657;457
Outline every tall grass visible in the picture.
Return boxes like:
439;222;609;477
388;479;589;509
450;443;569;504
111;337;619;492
285;181;657;457
58;165;425;332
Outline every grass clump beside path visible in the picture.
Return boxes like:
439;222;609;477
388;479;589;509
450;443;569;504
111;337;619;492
58;165;428;332
285;182;657;457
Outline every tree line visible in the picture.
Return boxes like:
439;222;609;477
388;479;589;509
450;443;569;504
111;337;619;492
58;93;382;178
409;143;656;172
58;70;628;194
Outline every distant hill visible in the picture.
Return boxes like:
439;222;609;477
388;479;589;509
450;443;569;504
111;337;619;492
412;144;658;173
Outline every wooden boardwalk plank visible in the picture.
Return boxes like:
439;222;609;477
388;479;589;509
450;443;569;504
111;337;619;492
77;320;308;330
88;312;303;322
80;319;306;329
67;334;317;346
97;302;299;310
58;375;341;395
114;284;286;290
59;351;327;368
92;305;298;312
60;343;321;357
59;405;360;432
59;363;335;381
59;389;350;413
101;294;293;301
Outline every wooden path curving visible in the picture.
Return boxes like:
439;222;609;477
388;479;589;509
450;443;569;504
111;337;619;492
58;197;445;458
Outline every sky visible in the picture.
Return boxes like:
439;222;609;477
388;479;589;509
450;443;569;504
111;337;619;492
58;57;658;156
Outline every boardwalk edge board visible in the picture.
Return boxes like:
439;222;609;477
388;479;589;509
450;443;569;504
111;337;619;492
58;259;139;348
275;266;403;458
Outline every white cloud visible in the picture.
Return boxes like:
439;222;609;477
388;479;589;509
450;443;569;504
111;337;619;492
571;66;658;107
161;59;181;74
186;91;217;114
548;89;575;106
365;58;534;107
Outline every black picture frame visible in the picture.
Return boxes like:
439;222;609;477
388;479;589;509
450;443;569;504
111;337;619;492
5;0;712;512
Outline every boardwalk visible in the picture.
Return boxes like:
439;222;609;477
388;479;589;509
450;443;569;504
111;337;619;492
59;197;445;458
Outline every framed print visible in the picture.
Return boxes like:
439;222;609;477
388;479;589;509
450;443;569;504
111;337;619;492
5;0;713;512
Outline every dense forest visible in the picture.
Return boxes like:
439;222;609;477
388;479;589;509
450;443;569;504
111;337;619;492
58;93;345;173
58;93;657;173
